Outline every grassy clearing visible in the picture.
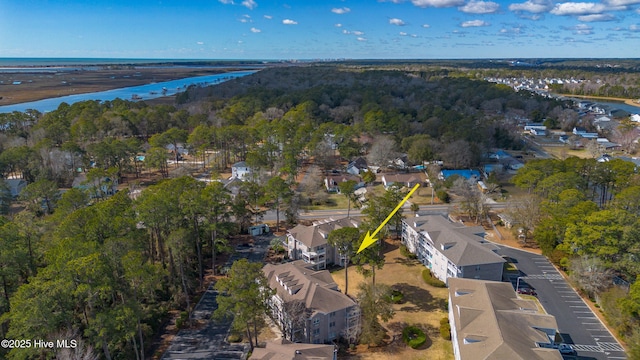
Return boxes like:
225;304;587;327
331;241;454;360
542;145;591;159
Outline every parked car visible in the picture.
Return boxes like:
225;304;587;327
517;287;537;296
558;343;577;355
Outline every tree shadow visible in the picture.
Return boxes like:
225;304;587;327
390;256;419;267
393;282;448;312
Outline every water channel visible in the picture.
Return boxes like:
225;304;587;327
0;70;257;114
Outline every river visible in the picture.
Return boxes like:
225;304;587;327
0;70;257;114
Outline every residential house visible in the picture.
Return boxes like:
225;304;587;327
72;173;118;199
448;278;563;360
387;154;409;170
323;174;363;193
381;173;423;189
439;169;482;182
262;261;361;344
5;178;27;198
250;339;337;360
346;157;368;176
287;217;361;270
572;127;587;136
401;213;505;283
500;157;525;171
231;161;252;180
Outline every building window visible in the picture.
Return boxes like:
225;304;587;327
329;321;336;327
313;328;320;335
313;318;320;326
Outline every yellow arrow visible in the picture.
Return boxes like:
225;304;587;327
357;183;420;254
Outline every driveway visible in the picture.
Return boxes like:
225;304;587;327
499;246;627;360
161;235;272;360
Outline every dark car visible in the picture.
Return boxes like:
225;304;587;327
517;287;537;296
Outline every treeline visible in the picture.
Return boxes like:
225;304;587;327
0;175;298;359
511;158;640;357
0;65;572;358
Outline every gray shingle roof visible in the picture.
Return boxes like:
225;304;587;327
449;278;562;360
407;214;504;266
263;260;357;315
288;217;361;248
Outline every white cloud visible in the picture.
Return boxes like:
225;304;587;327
241;0;257;10
630;24;640;31
335;23;343;27
604;0;640;5
332;7;351;14
264;15;272;19
389;18;406;25
219;0;234;4
499;26;523;35
461;19;490;27
550;2;608;16
342;29;351;34
250;27;261;33
569;23;593;34
459;0;500;14
411;0;465;7
357;37;367;41
353;30;365;35
197;41;204;45
239;18;250;23
282;19;298;25
422;24;431;28
400;31;408;35
578;13;615;21
508;0;553;13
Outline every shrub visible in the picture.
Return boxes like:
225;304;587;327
175;311;189;329
399;244;417;259
440;317;451;340
227;333;243;343
390;289;404;304
422;269;447;288
402;326;427;349
435;190;450;203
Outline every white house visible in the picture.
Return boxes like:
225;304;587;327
231;161;252;180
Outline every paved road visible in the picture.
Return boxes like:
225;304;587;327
161;236;271;360
261;203;508;221
499;246;627;360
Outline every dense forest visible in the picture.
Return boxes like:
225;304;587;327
511;158;640;357
0;64;611;359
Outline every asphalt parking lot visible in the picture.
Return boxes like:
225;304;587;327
499;246;627;360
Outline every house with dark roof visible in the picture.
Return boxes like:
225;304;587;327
287;217;361;270
323;174;364;193
401;213;505;283
381;173;424;189
262;261;360;345
448;278;563;360
346;157;368;176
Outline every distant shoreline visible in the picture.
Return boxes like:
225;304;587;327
0;66;259;106
558;93;640;109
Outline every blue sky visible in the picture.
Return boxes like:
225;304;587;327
1;0;639;59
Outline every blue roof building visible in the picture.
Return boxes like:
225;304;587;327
439;169;482;181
